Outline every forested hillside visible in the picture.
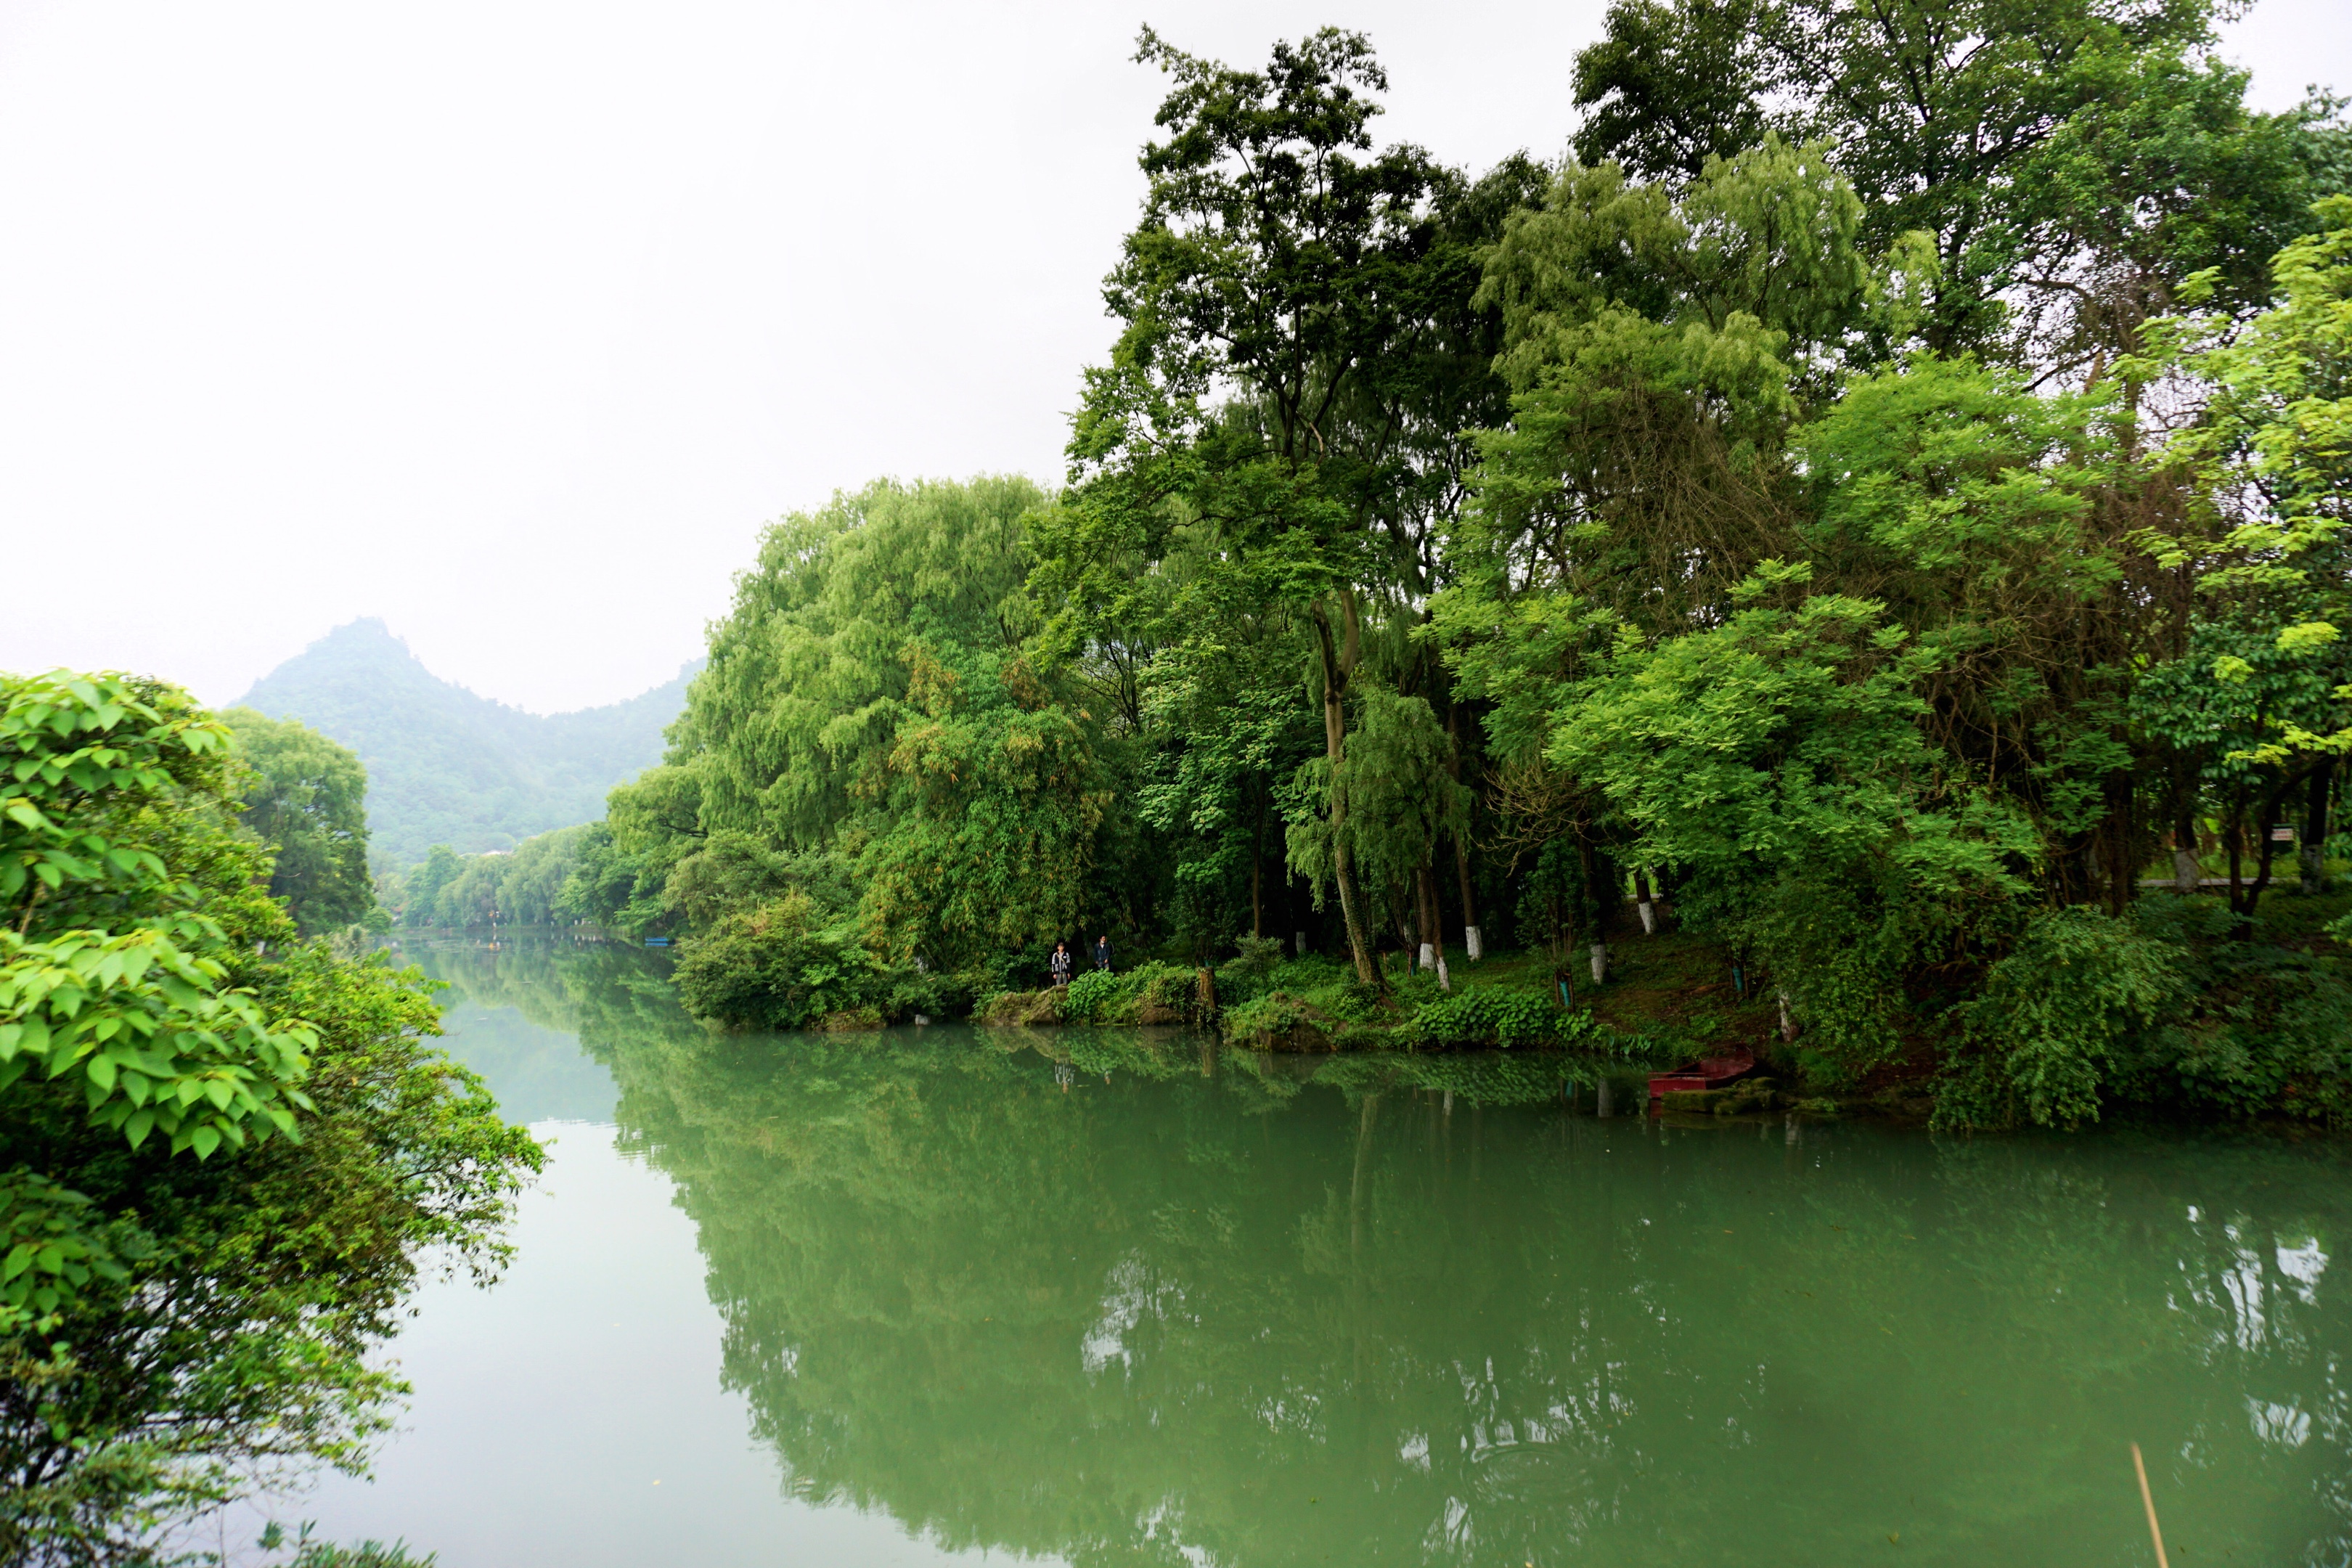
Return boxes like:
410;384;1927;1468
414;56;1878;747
561;1;2352;1130
236;618;697;865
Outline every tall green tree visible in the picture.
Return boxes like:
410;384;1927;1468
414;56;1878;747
1037;27;1542;983
1572;0;1780;182
2128;194;2352;905
586;476;1124;975
1570;0;2340;359
221;707;376;934
400;843;463;928
1434;123;2230;1072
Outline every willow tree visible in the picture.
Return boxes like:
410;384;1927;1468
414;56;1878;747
1034;27;1539;983
581;476;1124;971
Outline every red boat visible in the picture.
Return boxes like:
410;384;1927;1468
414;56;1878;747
1649;1048;1756;1099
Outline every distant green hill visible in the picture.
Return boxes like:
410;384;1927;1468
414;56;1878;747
234;619;696;867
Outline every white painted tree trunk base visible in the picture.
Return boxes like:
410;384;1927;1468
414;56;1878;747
1589;943;1609;984
1418;942;1436;971
1295;931;1307;957
2173;849;2200;891
1463;925;1482;960
1638;900;1656;934
1436;957;1450;991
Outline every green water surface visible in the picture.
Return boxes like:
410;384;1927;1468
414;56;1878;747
311;937;2352;1566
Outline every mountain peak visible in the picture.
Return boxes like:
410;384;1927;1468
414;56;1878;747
234;623;693;866
322;616;404;647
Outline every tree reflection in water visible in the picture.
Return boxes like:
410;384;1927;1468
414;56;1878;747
429;939;2352;1567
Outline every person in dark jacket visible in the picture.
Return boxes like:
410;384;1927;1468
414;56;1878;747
1093;934;1112;973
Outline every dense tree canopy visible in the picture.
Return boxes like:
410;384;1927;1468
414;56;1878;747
0;672;541;1561
395;827;592;931
1571;0;2350;359
568;478;1130;990
221;707;377;934
547;19;2352;1130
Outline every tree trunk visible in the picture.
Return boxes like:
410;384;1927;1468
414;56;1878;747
2054;830;2099;906
1250;808;1264;941
2173;803;2200;892
1444;703;1481;961
1312;596;1378;987
1588;844;1620;941
1581;841;1617;981
2303;758;2334;896
1453;833;1481;960
1418;864;1450;989
2246;796;2282;926
2231;776;2297;932
1547;889;1572;976
2104;767;2133;915
2226;790;2247;919
1416;864;1437;971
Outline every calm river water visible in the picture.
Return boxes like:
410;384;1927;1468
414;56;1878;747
287;937;2352;1566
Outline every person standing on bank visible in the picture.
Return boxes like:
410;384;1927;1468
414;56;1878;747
1050;940;1074;988
1094;934;1113;973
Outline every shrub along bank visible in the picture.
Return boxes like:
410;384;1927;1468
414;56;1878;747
682;882;2352;1134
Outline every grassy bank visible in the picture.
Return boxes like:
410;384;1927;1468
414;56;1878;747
976;924;1779;1060
970;886;2352;1128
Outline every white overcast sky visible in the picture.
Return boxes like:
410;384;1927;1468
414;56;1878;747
1;1;2345;714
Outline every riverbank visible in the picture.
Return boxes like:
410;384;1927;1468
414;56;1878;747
977;929;1767;1050
967;886;2352;1126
